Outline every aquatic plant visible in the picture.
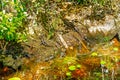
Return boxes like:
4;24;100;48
68;65;76;71
113;47;119;51
66;64;87;79
8;77;21;80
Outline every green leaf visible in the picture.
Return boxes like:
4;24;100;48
68;65;76;71
113;47;119;51
6;32;14;41
77;0;81;3
14;0;17;4
56;0;61;2
66;72;72;77
8;77;21;80
0;0;27;42
0;35;4;39
103;37;110;42
91;52;98;56
100;60;106;65
76;64;81;68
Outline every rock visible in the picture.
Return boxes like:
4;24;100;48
62;9;120;43
86;14;120;43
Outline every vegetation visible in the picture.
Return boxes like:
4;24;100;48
0;0;27;73
0;0;27;42
0;0;120;80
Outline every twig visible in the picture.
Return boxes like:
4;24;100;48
58;34;68;49
111;68;115;80
102;67;105;80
